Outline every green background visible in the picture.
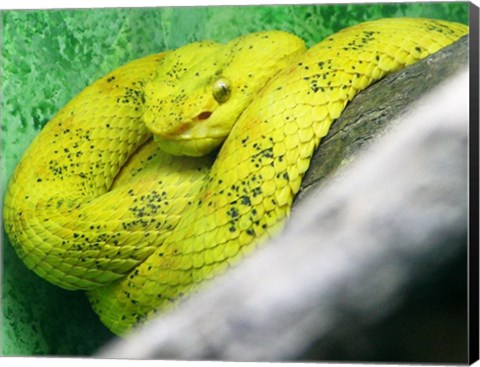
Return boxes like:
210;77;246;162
0;2;469;357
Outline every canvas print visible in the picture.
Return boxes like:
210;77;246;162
0;1;476;363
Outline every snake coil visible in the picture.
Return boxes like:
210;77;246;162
3;18;468;334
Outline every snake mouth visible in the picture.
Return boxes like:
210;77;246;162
161;111;213;139
158;111;212;139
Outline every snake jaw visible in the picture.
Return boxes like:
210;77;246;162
152;134;225;157
151;110;233;156
145;93;232;156
160;121;194;138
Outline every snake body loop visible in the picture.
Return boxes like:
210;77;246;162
3;18;468;334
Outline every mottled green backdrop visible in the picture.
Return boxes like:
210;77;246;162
0;2;469;357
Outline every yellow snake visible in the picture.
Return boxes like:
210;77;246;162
3;18;468;335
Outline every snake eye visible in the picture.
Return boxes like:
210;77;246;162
212;77;231;103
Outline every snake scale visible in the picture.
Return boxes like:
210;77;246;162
3;18;468;335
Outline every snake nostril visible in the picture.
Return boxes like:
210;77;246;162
196;111;212;120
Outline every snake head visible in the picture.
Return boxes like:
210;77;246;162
143;31;306;157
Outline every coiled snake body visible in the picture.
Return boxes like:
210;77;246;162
3;18;468;335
